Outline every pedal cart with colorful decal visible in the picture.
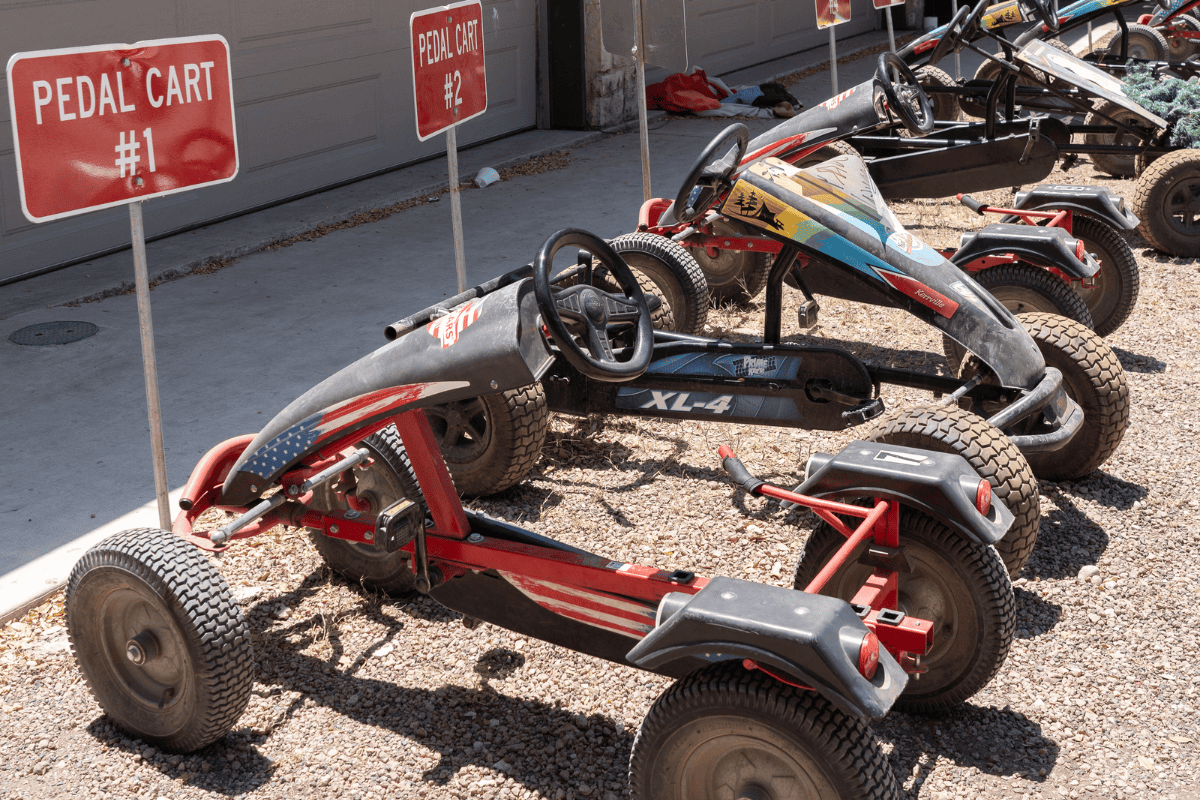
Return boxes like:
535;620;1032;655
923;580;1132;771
635;53;1142;338
65;229;1019;800
393;134;1130;579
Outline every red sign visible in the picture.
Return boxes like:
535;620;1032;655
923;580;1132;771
6;35;237;223
816;0;853;28
411;0;487;142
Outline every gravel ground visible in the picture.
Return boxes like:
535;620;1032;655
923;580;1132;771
2;151;1199;800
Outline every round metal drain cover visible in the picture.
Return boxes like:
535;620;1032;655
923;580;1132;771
9;321;98;346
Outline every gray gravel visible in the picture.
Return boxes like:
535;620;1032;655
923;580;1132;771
2;151;1199;799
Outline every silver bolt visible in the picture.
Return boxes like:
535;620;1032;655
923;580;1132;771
364;531;374;541
490;380;498;390
249;485;258;493
330;524;340;534
135;176;143;186
122;57;130;67
126;641;145;665
467;533;485;543
288;485;299;496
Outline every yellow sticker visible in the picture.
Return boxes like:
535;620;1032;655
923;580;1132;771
982;0;1024;29
722;179;808;240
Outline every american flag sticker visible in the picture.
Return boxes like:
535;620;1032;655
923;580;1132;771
500;573;658;639
427;299;483;348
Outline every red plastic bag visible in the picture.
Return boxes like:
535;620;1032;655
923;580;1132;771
646;69;725;113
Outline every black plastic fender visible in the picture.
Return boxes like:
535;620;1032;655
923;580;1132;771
220;280;554;505
794;441;1014;546
951;222;1100;280
1007;183;1140;231
626;577;908;718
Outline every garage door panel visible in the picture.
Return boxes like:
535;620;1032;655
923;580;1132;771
483;0;530;32
0;1;177;55
766;0;807;40
235;0;376;44
238;73;383;174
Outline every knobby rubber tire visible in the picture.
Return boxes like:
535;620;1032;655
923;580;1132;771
1016;312;1129;480
608;232;709;335
1083;100;1156;178
629;661;898;800
915;65;963;122
425;385;549;498
867;404;1039;573
1132;148;1200;257
307;426;427;594
973;262;1095;329
1071;216;1140;336
66;528;253;752
1098;23;1169;61
688;218;775;306
793;511;1014;713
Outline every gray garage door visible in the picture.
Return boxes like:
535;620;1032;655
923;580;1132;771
645;0;880;82
0;0;537;282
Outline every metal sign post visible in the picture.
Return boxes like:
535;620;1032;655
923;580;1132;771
817;0;853;95
411;0;488;294
6;35;239;529
127;202;171;529
952;0;962;78
873;0;906;52
632;0;652;202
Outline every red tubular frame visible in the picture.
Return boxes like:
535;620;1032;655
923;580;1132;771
172;408;933;672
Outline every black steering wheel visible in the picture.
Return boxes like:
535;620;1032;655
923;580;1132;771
876;53;935;135
533;229;654;382
673;123;750;225
1029;0;1060;32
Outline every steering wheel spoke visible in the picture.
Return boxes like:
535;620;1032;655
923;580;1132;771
534;229;655;382
877;52;936;135
673;124;750;225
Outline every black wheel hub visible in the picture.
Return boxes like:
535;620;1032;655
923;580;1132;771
425;398;491;463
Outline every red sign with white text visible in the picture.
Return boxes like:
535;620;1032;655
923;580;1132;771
6;35;237;223
411;0;487;142
873;0;905;9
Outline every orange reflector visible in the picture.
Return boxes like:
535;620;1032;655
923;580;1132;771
1076;238;1087;261
976;479;992;516
858;632;880;680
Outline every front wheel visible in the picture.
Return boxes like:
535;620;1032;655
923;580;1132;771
1016;312;1129;481
915;65;962;122
608;232;710;335
867;404;1039;574
65;528;254;752
1132;149;1200;257
1083;100;1156;178
629;662;899;800
793;511;1014;713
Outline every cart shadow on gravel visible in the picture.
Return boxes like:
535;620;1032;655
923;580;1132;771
1111;346;1168;373
876;704;1060;794
228;583;636;797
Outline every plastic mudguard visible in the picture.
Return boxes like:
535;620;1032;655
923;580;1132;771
951;222;1099;279
1009;184;1140;230
795;441;1013;545
626;576;908;718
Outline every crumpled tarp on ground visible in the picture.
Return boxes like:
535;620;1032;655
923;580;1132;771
646;68;799;119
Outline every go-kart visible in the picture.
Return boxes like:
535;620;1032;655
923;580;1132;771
64;229;1019;800
891;0;1200;255
391;138;1132;576
635;53;1141;337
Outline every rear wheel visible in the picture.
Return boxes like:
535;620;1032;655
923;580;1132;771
424;385;549;497
689;219;773;305
629;662;898;800
1098;23;1169;61
1163;14;1200;60
1133;148;1200;257
307;427;426;594
1071;216;1140;336
972;262;1094;328
915;65;963;122
1016;312;1129;480
608;232;709;335
867;404;1039;574
1083;100;1156;178
66;528;254;752
793;511;1014;713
